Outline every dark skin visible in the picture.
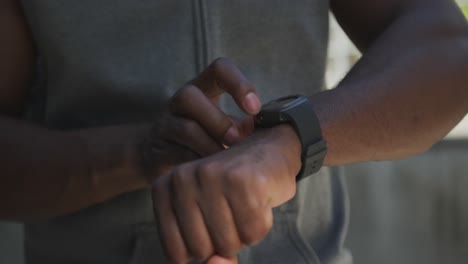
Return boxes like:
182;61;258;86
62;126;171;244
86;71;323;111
1;0;468;264
0;0;261;221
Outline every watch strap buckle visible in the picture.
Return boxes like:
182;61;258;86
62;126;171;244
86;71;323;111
297;139;327;181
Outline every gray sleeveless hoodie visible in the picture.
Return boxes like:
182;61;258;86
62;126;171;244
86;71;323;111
20;1;351;263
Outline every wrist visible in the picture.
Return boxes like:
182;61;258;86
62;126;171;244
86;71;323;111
268;124;302;177
255;95;328;180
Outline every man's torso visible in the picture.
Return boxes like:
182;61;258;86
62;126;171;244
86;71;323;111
20;1;350;263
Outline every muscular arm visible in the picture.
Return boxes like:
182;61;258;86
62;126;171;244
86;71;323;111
0;0;257;222
0;1;183;222
309;0;468;165
0;2;152;223
1;120;151;222
0;0;151;219
145;2;468;261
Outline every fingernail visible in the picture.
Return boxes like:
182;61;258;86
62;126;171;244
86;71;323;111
243;92;261;114
206;255;237;264
224;126;240;146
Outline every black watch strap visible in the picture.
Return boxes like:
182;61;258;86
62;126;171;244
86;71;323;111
282;99;327;181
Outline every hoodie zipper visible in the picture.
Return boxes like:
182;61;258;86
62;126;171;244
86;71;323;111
193;0;209;72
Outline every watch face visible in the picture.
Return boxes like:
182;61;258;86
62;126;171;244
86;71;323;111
262;95;304;111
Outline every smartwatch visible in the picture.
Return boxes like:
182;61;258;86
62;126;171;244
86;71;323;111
254;95;327;181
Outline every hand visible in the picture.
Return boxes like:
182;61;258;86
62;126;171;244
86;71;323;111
141;58;261;179
152;125;302;264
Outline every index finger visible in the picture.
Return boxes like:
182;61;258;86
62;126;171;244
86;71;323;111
192;58;261;115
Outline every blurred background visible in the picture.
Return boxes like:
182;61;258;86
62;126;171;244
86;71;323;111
1;2;467;264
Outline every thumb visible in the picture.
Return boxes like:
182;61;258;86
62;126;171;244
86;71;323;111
206;255;238;264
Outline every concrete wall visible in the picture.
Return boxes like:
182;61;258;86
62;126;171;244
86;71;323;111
346;140;468;264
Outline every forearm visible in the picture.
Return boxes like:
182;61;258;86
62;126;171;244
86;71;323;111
0;116;150;222
314;3;468;166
